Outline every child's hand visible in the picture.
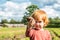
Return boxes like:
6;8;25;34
27;17;35;27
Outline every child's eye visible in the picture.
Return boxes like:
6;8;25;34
35;21;37;23
36;21;42;23
39;21;42;23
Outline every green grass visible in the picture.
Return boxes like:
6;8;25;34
45;28;60;40
0;27;26;40
0;27;60;40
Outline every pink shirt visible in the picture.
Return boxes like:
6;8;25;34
26;28;51;40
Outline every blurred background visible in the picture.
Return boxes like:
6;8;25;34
0;0;60;40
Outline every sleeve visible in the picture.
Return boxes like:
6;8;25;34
25;28;33;37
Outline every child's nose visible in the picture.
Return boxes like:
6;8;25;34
35;23;40;26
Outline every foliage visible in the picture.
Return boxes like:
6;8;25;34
9;19;21;24
21;4;39;25
2;23;8;27
0;27;60;40
47;17;60;28
9;19;17;24
1;19;8;24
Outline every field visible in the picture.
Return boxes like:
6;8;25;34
0;27;60;40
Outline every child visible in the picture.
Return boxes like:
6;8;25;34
25;10;52;40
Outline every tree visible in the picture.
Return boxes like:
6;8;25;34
47;17;60;28
54;16;59;20
9;19;17;24
21;4;39;25
1;19;8;24
26;4;39;16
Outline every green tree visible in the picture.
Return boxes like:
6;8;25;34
21;4;39;25
1;19;8;24
9;19;17;24
47;17;60;28
54;16;60;20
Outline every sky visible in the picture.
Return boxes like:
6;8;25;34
0;0;60;22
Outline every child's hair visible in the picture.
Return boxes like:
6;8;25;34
31;10;49;27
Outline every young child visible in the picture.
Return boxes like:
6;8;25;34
25;10;52;40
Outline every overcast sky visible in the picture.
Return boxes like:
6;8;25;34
0;0;60;21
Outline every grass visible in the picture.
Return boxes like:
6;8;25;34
0;27;60;40
0;27;26;40
45;28;60;40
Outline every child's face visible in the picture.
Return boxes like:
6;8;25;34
34;20;44;29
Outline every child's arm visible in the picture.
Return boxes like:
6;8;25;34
25;17;35;37
25;24;32;37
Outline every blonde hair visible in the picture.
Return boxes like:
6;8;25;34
31;10;49;27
